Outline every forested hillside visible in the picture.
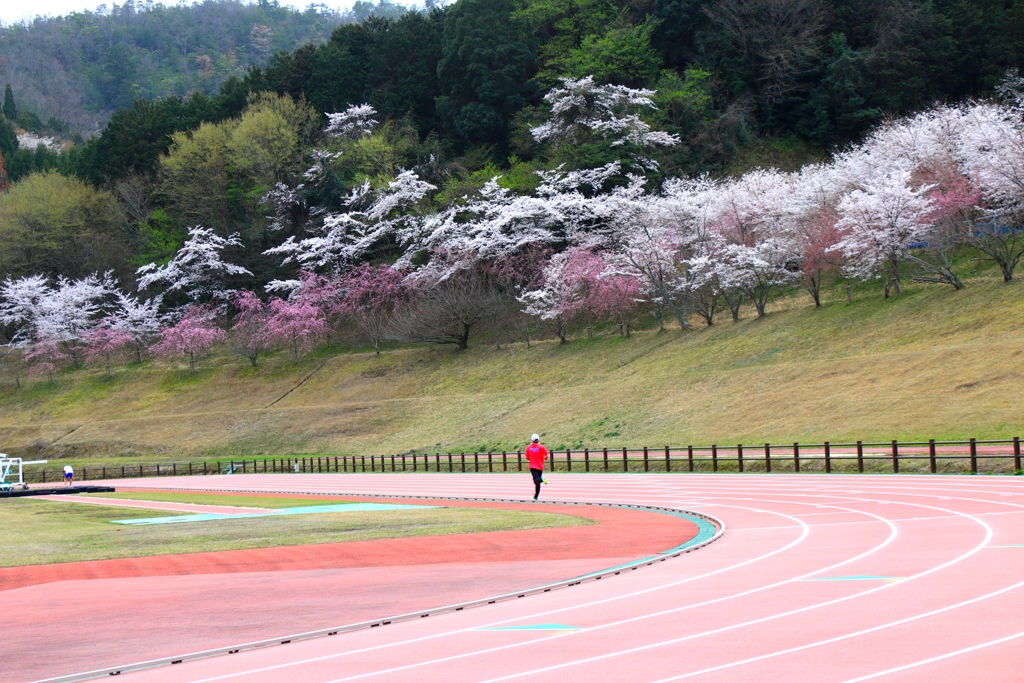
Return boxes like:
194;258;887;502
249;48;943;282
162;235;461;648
1;0;1023;412
0;0;413;137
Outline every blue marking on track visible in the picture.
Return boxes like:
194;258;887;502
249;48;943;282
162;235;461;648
478;624;582;632
111;502;442;525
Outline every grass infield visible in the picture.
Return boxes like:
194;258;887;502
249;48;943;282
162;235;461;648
0;495;591;568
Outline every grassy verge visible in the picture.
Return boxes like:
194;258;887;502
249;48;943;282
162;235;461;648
0;497;590;568
1;267;1022;460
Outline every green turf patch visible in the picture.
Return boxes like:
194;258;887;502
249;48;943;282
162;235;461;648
0;498;591;568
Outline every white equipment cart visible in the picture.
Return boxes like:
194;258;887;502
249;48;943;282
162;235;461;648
0;454;47;492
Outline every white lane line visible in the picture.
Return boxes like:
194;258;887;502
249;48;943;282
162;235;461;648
643;580;1024;682
836;630;1024;682
178;502;814;683
308;500;899;683
461;498;991;683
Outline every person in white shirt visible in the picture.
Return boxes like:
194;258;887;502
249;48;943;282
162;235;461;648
63;465;74;487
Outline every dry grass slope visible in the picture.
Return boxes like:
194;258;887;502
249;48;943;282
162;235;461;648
0;273;1021;462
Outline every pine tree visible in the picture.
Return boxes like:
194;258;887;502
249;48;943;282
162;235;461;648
2;84;16;121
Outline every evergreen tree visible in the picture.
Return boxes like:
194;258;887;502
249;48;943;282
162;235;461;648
2;84;15;121
436;0;535;145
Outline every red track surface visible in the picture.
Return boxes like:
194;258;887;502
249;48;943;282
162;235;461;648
5;491;694;682
16;473;1024;682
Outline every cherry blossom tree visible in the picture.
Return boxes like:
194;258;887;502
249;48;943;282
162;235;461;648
24;340;69;383
521;248;640;341
796;206;844;307
0;272;118;366
150;305;227;372
84;325;134;376
337;264;410;355
530;76;680;157
325;104;379;139
265;298;330;360
137;226;253;304
266;171;435;272
109;292;163;362
230;291;272;366
955;100;1024;281
834;167;936;298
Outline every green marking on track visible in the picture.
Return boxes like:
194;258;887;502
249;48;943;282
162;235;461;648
111;502;442;525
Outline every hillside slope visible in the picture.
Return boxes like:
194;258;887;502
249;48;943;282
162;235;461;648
0;276;1022;460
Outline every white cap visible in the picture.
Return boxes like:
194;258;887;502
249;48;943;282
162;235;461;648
531;434;540;442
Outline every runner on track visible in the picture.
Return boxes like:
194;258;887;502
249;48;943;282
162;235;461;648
525;434;548;501
63;465;74;487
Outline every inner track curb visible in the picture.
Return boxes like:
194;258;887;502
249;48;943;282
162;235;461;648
37;488;725;683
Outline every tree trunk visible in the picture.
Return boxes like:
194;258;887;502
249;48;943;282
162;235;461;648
458;323;471;351
189;349;196;373
723;290;742;322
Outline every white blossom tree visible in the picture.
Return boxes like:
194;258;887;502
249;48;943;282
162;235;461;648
834;167;936;297
265;171;435;271
137;225;253;304
0;272;118;367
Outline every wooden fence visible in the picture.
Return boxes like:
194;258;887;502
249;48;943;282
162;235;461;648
20;437;1024;483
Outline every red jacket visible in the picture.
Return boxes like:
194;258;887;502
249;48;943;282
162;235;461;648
526;443;548;470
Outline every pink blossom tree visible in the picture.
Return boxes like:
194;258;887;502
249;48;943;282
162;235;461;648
798;207;845;307
521;248;643;341
150;305;227;372
265;298;330;360
24;340;70;383
337;264;410;355
84;325;134;376
230;291;272;366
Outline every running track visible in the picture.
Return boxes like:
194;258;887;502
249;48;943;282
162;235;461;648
43;473;1024;681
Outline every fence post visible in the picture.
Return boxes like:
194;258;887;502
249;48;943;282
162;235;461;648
503;451;508;472
643;446;649;472
665;446;671;473
622;447;628;472
448;453;453;472
157;464;161;476
793;443;800;473
765;443;771;473
140;464;144;478
461;453;466;473
488;452;493;473
711;445;718;472
737;444;744;473
567;449;572;473
856;441;863;473
516;451;522;471
474;452;479;472
929;439;937;474
891;440;899;474
824;441;831;474
1015;437;1021;472
603;447;609;472
969;438;977;474
688;445;694;472
585;448;590;472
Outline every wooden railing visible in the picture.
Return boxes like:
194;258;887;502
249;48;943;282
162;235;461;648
19;437;1024;483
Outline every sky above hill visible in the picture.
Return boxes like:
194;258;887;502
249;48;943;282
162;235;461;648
0;0;394;24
